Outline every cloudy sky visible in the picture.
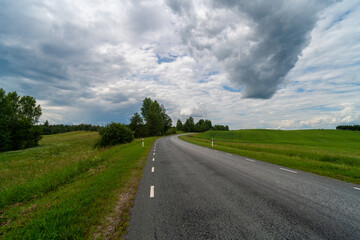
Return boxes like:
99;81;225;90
1;0;359;129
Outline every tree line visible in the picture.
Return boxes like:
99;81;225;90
1;89;229;151
0;89;42;152
176;117;229;132
336;125;360;131
41;121;101;135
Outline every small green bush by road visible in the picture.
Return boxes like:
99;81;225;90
0;131;157;239
180;129;360;184
97;122;134;147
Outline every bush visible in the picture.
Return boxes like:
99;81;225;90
213;125;229;131
166;127;177;135
97;123;134;147
25;125;43;148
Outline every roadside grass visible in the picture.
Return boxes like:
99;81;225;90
0;131;157;239
180;129;360;185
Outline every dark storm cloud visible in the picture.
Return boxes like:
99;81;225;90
0;1;129;107
0;44;68;81
167;0;336;99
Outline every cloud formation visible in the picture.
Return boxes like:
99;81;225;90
0;0;359;129
167;0;334;98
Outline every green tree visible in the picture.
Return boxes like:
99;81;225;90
204;119;212;130
0;89;11;151
183;117;195;132
147;101;164;136
19;95;42;124
176;119;183;131
160;104;172;134
141;97;153;123
138;97;172;136
0;89;42;151
195;119;212;132
129;112;147;138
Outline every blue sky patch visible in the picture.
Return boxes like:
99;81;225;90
223;85;242;92
207;71;219;76
298;106;342;112
156;54;177;64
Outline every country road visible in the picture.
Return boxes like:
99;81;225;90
126;135;360;239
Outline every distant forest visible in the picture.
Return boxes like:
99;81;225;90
176;117;229;133
41;120;102;135
336;125;360;131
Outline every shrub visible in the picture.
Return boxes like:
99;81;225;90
97;123;134;147
166;127;177;135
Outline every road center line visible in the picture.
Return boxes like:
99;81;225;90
245;158;255;162
150;186;154;198
354;187;360;191
152;158;155;161
280;168;297;174
151;167;154;172
153;153;155;155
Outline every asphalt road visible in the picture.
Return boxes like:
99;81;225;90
126;135;360;239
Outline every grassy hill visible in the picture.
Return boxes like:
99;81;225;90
180;129;360;184
0;131;157;239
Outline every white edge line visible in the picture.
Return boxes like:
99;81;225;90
354;187;360;191
245;158;255;162
151;167;154;173
280;168;297;174
150;186;154;198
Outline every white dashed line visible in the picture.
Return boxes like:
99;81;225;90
227;153;232;156
152;158;155;161
280;168;297;174
245;158;255;162
150;186;154;198
354;187;360;191
151;167;154;173
153;153;155;155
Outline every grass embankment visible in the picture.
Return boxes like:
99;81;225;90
180;129;360;184
0;131;157;239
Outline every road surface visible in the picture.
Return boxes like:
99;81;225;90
126;135;360;239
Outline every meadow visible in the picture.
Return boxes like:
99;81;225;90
0;131;157;239
180;129;360;184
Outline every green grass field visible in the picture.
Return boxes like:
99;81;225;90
180;129;360;184
0;131;157;239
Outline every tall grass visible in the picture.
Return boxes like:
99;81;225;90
0;132;158;239
181;129;360;184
